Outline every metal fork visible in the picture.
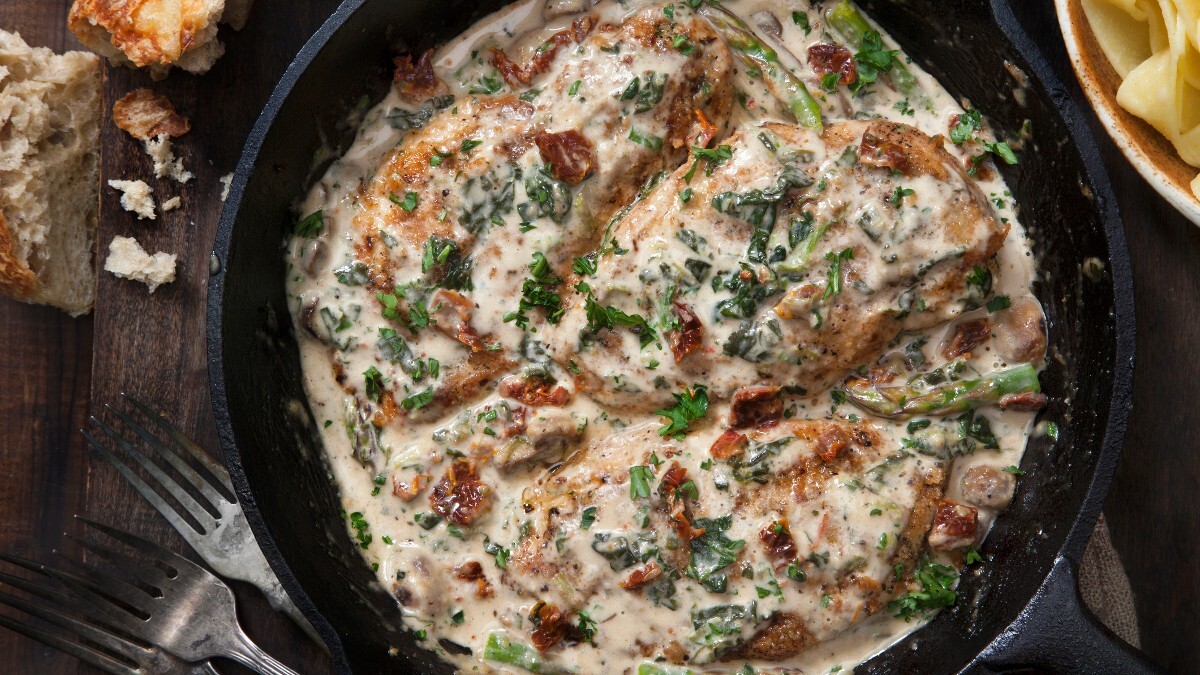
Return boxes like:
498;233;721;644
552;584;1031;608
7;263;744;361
0;518;299;675
81;395;322;647
0;565;219;674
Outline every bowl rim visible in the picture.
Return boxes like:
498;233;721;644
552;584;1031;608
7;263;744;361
1055;0;1200;226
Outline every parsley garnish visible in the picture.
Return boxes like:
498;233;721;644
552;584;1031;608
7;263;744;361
349;511;372;549
628;127;664;151
888;555;959;621
891;186;914;207
485;541;510;569
984;141;1019;165
504;252;564;329
295;210;323;238
629;465;654;499
460;138;483;153
577;611;598;644
568;79;582;96
671;33;695;55
363;366;384;402
654;384;709;439
584;295;658;348
823;248;855;299
851;30;900;94
401;389;434;411
580;506;598;529
390;191;419;212
950;109;983;145
792;11;811;34
572;255;597;276
986;295;1012;312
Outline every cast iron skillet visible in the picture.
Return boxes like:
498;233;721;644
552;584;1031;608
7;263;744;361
208;0;1154;671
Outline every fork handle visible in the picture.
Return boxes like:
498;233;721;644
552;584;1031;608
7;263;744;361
227;627;301;675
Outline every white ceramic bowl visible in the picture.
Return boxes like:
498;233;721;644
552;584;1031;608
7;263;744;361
1056;0;1200;226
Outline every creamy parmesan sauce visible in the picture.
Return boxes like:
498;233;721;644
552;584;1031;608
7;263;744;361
284;1;1044;672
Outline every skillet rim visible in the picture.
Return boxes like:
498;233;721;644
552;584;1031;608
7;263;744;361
206;0;1136;670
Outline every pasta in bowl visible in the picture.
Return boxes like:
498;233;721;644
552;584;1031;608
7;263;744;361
1058;0;1200;224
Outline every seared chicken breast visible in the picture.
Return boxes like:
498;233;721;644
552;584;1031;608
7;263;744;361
547;119;1009;412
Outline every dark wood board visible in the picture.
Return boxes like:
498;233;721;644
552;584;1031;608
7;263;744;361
0;1;1196;673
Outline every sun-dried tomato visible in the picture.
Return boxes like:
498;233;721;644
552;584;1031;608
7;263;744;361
499;375;572;407
535;130;597;185
392;473;431;501
815;425;852;463
490;15;596;87
529;601;571;653
943;318;992;359
671;510;706;541
393;49;443;101
729;386;783;429
999;391;1048;411
760;519;798;567
658;461;689;494
709;429;748;460
429;460;491;526
860;131;911;174
620;562;663;589
668;301;704;364
808;43;857;85
431;289;484;352
928;499;979;550
372;390;400;427
499;405;528;438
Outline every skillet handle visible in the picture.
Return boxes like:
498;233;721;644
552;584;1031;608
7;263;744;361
980;557;1160;673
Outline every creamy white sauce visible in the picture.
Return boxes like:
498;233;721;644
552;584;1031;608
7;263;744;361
284;1;1044;672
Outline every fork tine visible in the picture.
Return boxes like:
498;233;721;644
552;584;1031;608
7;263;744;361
0;588;148;666
81;429;216;549
63;533;172;590
0;611;139;675
122;394;236;499
83;423;220;535
0;553;151;626
76;518;206;581
105;403;232;510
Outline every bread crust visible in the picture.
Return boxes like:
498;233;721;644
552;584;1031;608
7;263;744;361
68;0;225;72
0;212;37;299
113;88;190;140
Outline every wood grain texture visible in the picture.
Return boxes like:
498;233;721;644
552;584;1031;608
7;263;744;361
0;7;93;675
85;0;341;672
0;1;1196;673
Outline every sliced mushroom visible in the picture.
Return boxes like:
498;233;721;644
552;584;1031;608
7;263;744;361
543;0;591;21
991;296;1047;363
494;409;582;472
959;465;1016;510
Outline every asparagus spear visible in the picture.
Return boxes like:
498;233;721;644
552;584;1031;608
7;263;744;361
484;633;545;672
843;363;1041;418
698;3;823;131
826;0;919;96
637;664;695;675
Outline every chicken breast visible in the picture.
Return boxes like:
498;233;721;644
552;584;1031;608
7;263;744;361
546;119;1009;412
501;416;946;664
330;5;734;425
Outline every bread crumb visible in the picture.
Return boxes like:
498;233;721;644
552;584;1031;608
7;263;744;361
144;134;193;184
108;179;156;220
113;88;189;140
161;196;181;212
104;235;176;293
219;172;233;201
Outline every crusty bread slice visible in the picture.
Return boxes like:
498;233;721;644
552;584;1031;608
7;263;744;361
0;30;100;316
68;0;254;79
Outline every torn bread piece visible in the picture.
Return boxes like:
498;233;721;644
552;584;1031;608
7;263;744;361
219;172;232;201
108;179;156;220
0;30;101;316
144;135;192;183
104;235;175;292
113;88;189;140
161;196;181;212
68;0;255;79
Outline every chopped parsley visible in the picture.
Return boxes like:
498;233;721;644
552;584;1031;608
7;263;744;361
950;109;983;145
792;11;811;34
584;295;658;348
504;252;564;329
401;388;434;411
888;555;959;621
460;138;483;153
349;511;371;549
986;294;1012;312
568;79;582;96
295;210;323;238
654;385;709;439
823;248;855;299
485;541;511;569
363;366;384;402
672;33;695;55
984;141;1019;165
890;186;914;207
628;127;664;152
851;30;900;94
580;506;598;529
629;465;654;499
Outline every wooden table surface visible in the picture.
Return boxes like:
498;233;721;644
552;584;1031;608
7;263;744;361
0;1;1196;673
